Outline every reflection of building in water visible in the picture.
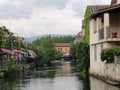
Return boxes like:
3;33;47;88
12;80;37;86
61;62;71;76
90;77;120;90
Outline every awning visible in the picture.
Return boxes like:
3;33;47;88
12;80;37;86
12;50;22;55
1;48;17;56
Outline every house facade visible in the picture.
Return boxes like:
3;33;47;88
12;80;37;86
90;0;120;82
55;43;71;55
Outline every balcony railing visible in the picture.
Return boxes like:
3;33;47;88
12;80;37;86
106;26;110;39
99;28;104;40
98;26;120;42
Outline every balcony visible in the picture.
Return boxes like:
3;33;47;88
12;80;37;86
98;26;120;43
106;26;120;42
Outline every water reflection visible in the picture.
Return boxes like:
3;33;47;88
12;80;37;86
0;61;119;90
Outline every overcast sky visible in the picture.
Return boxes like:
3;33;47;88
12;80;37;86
0;0;111;37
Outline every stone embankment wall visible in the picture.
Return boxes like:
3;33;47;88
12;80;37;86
90;62;120;84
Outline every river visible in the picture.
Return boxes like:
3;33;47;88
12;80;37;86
0;61;120;90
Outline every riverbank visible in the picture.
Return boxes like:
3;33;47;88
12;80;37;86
90;73;120;86
0;63;34;78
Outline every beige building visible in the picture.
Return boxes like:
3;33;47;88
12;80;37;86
90;0;120;82
55;43;71;55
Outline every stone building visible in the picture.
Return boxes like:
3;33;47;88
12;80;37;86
89;0;120;83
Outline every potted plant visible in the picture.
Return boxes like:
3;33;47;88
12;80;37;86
111;32;117;38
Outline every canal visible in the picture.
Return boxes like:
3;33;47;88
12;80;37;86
0;61;120;90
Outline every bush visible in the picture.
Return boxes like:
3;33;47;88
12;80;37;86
101;48;114;63
114;47;120;56
5;57;20;77
101;47;120;63
55;50;63;60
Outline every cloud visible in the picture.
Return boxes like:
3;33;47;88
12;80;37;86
0;0;35;19
0;0;111;37
0;8;81;37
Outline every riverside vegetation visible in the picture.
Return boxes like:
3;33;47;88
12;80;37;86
28;36;75;69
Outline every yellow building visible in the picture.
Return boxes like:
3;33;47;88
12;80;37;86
55;43;71;55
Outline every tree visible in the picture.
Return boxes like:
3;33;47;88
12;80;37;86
40;37;56;66
70;41;90;74
28;36;56;67
70;43;77;60
0;27;5;48
55;50;63;60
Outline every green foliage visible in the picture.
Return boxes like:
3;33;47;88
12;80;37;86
84;7;91;44
0;27;5;48
52;36;75;43
34;47;48;69
0;26;25;50
101;47;120;63
5;57;20;76
3;35;20;49
70;42;90;72
29;36;56;68
101;48;114;63
76;42;90;71
55;50;63;60
114;47;120;56
70;43;77;60
29;36;75;68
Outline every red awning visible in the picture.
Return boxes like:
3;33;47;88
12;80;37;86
12;50;22;55
1;48;17;56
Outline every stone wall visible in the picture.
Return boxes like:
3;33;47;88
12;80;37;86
90;62;120;82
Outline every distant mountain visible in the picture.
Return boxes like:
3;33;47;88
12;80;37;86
24;34;75;43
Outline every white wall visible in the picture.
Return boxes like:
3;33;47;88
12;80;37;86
117;0;120;3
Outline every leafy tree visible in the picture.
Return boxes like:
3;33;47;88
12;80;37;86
70;41;90;76
5;57;20;77
0;27;5;49
70;43;77;60
28;36;56;67
55;50;63;60
52;36;75;43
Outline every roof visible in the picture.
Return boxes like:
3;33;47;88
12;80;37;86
99;3;120;11
55;43;71;47
111;0;117;5
87;5;109;14
90;4;120;19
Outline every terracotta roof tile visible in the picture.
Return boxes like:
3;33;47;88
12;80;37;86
98;4;120;11
55;43;71;47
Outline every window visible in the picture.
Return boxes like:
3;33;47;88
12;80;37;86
94;45;97;61
93;18;97;33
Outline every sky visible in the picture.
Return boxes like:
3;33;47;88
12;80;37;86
0;0;111;38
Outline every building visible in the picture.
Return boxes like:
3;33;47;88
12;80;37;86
55;43;71;55
74;20;85;44
0;26;13;37
17;37;24;42
90;0;120;83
